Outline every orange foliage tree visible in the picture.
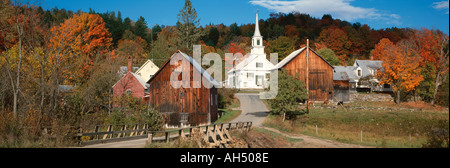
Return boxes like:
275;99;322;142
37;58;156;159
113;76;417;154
371;38;395;60
49;12;112;84
413;28;449;104
377;39;423;104
317;27;351;64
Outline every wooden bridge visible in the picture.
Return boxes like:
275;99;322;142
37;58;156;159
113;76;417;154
76;122;252;148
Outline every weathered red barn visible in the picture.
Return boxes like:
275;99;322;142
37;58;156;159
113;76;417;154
147;51;219;127
112;56;149;104
273;46;334;101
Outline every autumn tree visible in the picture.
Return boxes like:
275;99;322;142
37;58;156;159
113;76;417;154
413;28;449;105
0;1;46;117
317;27;351;64
371;38;394;60
149;26;178;67
115;30;148;64
377;39;423;104
49;12;112;84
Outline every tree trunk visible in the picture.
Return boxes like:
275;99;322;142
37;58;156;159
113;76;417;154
397;90;401;105
431;72;442;105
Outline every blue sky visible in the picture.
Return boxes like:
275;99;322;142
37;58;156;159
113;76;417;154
41;0;449;32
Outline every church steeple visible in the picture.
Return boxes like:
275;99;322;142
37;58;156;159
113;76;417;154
251;12;265;56
254;13;261;37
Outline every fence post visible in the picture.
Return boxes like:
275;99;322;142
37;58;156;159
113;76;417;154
147;133;153;145
165;132;170;143
316;125;318;135
360;130;363;144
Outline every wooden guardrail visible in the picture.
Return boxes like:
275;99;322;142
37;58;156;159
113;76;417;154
76;122;252;147
76;123;152;146
147;122;253;148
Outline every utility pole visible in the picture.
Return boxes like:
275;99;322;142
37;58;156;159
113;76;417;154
306;39;310;114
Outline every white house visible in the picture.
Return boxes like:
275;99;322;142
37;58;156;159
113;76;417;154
135;59;159;82
333;59;392;92
227;13;274;89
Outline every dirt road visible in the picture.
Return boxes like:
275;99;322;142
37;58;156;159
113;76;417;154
230;93;270;127
233;92;373;148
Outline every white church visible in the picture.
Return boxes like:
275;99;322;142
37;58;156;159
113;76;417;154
227;13;274;89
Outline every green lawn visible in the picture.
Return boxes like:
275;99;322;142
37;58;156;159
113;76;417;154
263;100;449;148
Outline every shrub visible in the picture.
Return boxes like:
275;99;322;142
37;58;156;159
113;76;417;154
422;120;449;148
268;69;307;118
218;88;238;109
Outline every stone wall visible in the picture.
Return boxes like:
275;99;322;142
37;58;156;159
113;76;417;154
350;93;393;102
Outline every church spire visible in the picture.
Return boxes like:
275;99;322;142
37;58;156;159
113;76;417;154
254;12;261;37
251;12;265;56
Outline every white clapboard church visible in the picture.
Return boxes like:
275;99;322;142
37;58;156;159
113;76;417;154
227;13;274;89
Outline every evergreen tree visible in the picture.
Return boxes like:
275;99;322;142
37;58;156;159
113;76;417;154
134;16;149;42
230;23;241;37
208;26;220;47
176;0;203;53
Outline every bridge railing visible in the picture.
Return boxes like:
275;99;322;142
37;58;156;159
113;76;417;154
76;121;252;147
76;123;152;146
147;121;253;148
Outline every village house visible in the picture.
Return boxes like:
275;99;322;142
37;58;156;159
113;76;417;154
112;56;150;104
134;59;159;83
273;46;334;101
333;57;393;93
147;50;219;127
227;13;274;89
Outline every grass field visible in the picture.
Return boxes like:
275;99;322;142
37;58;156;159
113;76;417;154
263;100;449;148
215;101;241;124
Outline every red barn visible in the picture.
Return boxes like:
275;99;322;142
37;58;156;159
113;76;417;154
147;51;219;127
112;56;149;104
273;46;334;101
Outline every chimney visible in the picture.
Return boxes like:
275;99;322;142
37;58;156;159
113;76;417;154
128;56;132;73
344;61;347;68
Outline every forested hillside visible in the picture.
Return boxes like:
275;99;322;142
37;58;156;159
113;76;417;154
0;0;447;147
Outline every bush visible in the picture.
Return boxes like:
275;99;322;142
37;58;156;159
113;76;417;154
422;120;449;148
268;69;307;117
218;88;238;109
110;95;165;131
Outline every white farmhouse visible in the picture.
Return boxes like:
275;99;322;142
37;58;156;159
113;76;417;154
135;59;159;82
227;13;274;89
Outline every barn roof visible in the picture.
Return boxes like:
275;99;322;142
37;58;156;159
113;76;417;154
333;66;359;82
333;66;351;81
147;50;220;86
272;46;334;70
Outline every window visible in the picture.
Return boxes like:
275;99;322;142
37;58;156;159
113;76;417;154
257;40;260;45
180;113;189;123
215;95;218;105
256;62;263;68
247;73;254;80
255;75;263;86
357;70;362;77
126;90;132;95
266;73;270;80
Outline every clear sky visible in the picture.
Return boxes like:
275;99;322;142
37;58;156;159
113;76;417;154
40;0;449;32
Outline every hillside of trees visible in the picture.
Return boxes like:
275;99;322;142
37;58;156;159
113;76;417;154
0;0;448;147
